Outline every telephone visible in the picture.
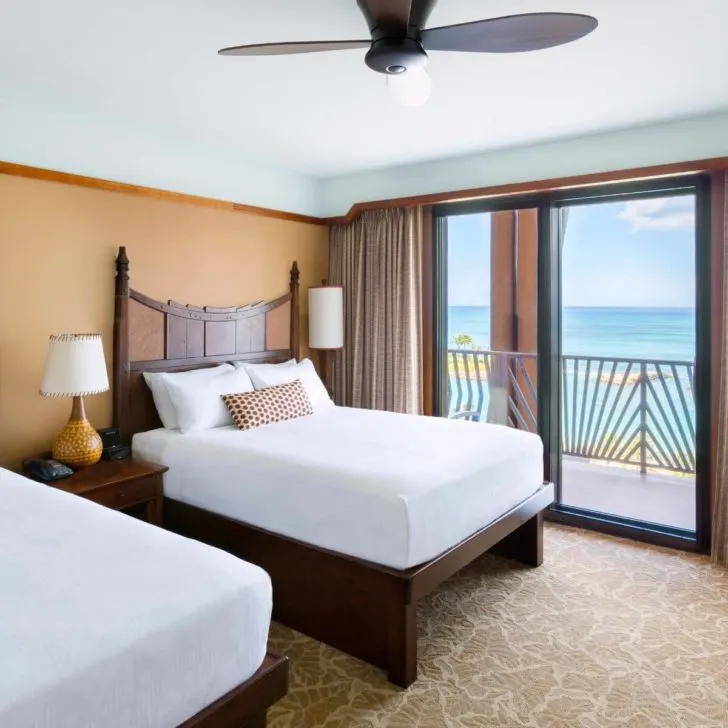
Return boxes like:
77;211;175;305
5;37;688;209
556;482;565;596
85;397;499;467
23;458;74;483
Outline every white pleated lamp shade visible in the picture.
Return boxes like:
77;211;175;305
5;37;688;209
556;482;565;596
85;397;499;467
308;286;344;350
40;334;110;397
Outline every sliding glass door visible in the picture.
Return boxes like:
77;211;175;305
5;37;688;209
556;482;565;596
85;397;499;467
434;177;712;551
557;192;699;535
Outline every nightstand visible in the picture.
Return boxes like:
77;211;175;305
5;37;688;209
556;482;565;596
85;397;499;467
23;458;168;526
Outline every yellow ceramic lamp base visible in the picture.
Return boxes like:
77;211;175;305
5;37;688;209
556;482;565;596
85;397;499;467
52;396;103;468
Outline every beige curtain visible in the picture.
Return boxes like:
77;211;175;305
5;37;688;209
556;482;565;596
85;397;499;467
713;173;728;565
329;207;423;414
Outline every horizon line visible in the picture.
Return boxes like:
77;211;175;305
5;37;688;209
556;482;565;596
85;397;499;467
449;304;696;310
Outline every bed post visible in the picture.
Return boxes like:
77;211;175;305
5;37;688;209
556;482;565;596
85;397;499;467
387;599;418;688
113;246;130;438
490;512;544;567
290;261;300;360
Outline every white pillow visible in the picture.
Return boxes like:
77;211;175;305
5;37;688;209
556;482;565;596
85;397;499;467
234;358;296;374
143;364;233;429
244;358;333;413
164;368;255;433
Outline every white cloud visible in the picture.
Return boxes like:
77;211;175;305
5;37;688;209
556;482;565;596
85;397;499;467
617;197;694;231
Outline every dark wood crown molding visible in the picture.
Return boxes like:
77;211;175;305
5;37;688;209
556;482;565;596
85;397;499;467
0;161;325;226
3;156;727;227
322;155;728;224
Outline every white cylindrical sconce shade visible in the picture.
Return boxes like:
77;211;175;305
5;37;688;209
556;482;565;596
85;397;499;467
308;286;344;349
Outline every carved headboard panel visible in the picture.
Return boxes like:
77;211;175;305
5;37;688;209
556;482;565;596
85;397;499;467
112;246;300;439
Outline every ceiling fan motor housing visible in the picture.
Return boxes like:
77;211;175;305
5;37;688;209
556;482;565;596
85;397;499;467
365;36;428;75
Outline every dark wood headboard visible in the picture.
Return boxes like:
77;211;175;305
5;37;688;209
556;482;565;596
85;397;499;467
112;246;300;439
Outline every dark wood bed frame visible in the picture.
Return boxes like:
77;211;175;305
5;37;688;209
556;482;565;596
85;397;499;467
112;246;555;689
180;653;287;728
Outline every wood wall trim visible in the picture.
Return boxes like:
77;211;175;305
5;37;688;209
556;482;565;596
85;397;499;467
4;155;728;228
0;161;325;226
324;156;728;224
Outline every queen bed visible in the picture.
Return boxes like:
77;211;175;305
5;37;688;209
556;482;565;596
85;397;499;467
132;407;545;571
113;246;554;688
0;465;287;728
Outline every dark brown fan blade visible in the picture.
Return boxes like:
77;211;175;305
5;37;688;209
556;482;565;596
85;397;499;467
218;40;370;56
356;0;412;32
422;12;598;53
409;0;438;30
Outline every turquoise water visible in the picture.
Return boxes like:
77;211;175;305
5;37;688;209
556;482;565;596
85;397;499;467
447;307;697;468
448;306;695;362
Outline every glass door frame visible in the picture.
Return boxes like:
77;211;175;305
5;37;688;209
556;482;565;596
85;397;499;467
432;174;713;553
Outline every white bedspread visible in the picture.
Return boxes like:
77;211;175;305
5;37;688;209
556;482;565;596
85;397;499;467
0;467;272;728
133;406;544;570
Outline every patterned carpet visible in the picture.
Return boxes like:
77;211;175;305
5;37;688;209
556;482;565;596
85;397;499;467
267;524;728;728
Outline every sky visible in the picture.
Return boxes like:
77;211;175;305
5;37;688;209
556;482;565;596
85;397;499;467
447;194;696;308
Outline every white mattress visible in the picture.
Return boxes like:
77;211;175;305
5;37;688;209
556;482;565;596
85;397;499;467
133;406;544;570
0;467;272;728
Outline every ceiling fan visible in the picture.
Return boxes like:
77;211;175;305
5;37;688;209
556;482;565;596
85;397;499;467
218;0;598;106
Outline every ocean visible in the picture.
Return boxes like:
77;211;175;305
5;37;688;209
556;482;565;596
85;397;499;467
447;306;697;467
448;306;696;362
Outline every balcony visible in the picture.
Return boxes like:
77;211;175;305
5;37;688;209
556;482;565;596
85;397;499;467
448;348;696;531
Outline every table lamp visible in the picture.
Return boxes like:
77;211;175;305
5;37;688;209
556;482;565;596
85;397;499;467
308;282;344;394
40;333;110;468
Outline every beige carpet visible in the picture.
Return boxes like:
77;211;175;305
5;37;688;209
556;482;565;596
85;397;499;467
267;524;728;728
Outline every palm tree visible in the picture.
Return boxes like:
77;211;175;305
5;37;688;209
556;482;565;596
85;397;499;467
453;333;475;349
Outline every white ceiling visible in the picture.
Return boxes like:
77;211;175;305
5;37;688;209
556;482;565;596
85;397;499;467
1;0;727;210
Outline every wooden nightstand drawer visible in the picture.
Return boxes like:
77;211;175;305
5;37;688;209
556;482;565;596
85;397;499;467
90;475;159;509
22;457;167;526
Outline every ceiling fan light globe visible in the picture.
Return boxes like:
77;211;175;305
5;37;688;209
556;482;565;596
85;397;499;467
387;67;432;107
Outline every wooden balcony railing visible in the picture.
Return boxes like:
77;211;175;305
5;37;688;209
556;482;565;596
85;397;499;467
447;348;696;475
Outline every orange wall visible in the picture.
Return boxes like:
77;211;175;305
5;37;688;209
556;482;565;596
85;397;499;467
0;174;328;468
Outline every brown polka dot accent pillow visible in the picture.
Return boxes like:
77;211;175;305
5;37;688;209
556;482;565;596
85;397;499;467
222;378;313;430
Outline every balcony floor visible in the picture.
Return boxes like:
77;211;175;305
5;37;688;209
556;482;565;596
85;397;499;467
561;456;696;532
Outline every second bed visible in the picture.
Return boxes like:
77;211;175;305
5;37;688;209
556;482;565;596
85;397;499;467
0;466;286;728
